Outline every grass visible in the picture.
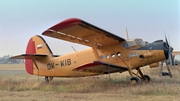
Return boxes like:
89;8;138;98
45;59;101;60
0;64;25;70
0;64;180;101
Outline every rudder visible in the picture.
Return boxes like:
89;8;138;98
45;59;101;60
25;35;53;74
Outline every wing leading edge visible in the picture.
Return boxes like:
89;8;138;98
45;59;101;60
73;61;128;74
42;18;125;48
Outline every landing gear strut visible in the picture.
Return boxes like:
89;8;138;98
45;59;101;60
128;68;151;85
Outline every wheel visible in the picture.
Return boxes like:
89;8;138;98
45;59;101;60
130;77;139;85
143;75;151;83
49;77;53;81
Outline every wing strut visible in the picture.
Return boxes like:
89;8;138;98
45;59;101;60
92;47;100;60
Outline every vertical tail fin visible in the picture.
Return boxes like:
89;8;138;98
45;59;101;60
25;35;53;75
26;35;53;55
11;35;53;75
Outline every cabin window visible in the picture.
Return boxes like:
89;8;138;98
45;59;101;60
99;56;104;60
117;52;121;56
111;53;115;57
105;55;110;58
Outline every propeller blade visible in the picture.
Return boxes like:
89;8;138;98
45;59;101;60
168;52;174;65
165;35;169;47
164;34;174;65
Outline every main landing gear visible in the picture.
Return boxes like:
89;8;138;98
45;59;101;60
128;68;151;85
45;76;53;83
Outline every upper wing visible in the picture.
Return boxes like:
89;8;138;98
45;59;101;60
42;18;125;48
73;61;128;74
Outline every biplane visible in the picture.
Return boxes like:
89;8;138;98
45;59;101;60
11;18;174;84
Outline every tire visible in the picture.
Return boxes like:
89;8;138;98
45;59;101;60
130;77;139;85
143;75;151;82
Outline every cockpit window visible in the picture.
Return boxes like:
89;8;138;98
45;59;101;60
127;41;136;46
122;39;145;48
135;39;145;46
122;43;128;48
122;41;136;48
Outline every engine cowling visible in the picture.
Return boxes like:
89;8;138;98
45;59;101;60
174;54;180;65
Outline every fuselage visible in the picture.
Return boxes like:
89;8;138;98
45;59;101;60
33;38;168;77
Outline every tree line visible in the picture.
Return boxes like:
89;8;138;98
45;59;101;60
0;55;24;64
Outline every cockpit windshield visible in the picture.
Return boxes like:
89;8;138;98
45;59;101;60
122;41;136;48
126;41;136;47
135;39;145;46
122;39;145;48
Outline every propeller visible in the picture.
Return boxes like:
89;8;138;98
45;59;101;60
165;35;174;65
154;33;175;78
159;35;174;78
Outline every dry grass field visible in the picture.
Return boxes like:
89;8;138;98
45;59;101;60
0;64;180;101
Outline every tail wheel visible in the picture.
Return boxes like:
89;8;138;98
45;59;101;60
143;75;151;83
49;77;53;81
130;77;139;85
45;76;49;83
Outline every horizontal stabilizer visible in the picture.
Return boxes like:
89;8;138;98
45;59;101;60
10;54;47;59
73;61;128;74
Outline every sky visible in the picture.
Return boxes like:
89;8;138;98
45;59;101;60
0;0;179;56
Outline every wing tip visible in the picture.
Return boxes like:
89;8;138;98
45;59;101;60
42;18;82;35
